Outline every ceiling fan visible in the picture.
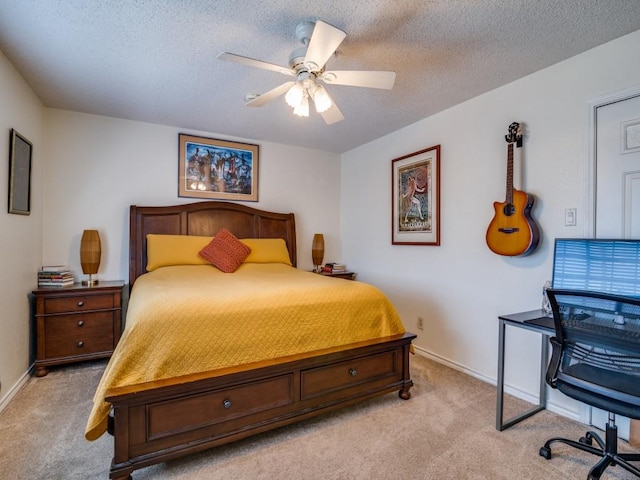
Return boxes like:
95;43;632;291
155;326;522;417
217;20;396;125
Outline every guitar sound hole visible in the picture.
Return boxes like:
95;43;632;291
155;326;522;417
502;204;515;216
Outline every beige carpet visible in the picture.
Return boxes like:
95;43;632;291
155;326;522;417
1;354;638;480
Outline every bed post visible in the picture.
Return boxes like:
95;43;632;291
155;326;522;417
399;342;413;400
109;403;133;480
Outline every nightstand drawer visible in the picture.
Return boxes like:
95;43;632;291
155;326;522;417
301;350;400;399
43;294;115;314
45;331;114;358
44;311;115;338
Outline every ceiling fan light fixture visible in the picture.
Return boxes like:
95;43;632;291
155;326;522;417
293;94;309;117
285;82;304;108
311;84;332;113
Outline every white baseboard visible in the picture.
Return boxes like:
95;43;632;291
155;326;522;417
0;368;31;414
412;346;582;422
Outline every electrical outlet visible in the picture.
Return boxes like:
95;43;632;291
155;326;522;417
417;316;424;330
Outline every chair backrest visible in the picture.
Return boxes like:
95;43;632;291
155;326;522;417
546;288;640;418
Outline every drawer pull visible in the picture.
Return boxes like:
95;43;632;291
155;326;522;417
349;368;358;377
77;320;84;327
222;399;232;409
77;301;85;307
77;341;84;348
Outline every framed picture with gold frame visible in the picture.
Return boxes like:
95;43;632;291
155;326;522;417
391;144;440;245
8;129;33;215
178;134;259;202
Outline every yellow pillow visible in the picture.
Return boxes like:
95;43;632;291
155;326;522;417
241;238;292;265
146;234;211;271
146;235;292;271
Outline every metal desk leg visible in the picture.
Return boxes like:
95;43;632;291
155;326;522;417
538;333;549;410
496;319;547;431
496;319;507;430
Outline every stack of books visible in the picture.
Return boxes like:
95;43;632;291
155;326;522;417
38;265;75;287
321;262;347;273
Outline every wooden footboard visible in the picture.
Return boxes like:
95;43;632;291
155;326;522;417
106;333;415;480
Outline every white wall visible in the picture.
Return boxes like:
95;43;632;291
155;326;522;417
341;29;640;418
41;110;341;283
0;50;44;408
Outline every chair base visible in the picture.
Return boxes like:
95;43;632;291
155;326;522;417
540;423;640;479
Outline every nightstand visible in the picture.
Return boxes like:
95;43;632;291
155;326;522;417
31;280;125;377
318;271;357;280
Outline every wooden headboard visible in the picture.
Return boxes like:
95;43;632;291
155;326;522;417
129;201;297;285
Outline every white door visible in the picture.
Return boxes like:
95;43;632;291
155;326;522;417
596;94;640;238
593;92;640;439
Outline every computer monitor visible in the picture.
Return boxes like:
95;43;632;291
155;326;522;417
551;238;640;298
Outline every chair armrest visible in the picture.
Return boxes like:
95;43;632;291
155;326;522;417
546;336;562;388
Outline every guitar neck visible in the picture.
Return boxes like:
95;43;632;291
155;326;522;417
505;143;514;204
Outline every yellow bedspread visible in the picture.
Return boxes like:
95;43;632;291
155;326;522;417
85;263;406;440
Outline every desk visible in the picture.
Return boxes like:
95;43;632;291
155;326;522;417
496;309;555;431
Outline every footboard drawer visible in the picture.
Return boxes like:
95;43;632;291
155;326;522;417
300;350;400;400
136;374;294;444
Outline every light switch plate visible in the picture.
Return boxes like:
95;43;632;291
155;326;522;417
565;208;577;226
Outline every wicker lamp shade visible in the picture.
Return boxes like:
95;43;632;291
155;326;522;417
80;229;101;285
312;233;324;272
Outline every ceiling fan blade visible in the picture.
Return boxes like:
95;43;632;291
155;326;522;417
321;70;396;89
217;52;293;76
320;101;344;125
246;81;295;107
304;20;346;71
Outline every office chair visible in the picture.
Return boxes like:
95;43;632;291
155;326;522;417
539;288;640;479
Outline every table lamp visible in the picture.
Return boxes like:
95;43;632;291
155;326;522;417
80;229;101;286
312;233;324;273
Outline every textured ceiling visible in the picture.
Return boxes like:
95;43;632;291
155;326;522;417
1;1;640;153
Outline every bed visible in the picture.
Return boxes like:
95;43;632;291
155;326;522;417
89;201;415;480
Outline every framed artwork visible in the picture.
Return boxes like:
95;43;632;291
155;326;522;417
391;144;440;245
8;129;33;215
178;134;259;202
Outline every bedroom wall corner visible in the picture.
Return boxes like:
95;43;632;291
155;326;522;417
0;48;45;410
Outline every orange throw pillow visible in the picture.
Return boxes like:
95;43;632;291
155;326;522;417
199;228;251;273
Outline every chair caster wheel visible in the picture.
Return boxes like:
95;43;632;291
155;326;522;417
539;446;552;459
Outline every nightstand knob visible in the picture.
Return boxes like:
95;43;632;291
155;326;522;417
222;399;232;409
77;320;84;327
77;341;84;348
349;368;358;377
77;301;84;307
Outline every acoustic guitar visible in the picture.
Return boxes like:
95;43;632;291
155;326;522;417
485;122;540;256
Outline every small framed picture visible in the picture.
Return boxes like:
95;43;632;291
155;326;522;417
8;129;33;215
178;134;259;202
391;144;441;245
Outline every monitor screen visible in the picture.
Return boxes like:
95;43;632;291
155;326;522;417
551;238;640;297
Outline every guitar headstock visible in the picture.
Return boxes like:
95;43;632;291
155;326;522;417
505;122;522;144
